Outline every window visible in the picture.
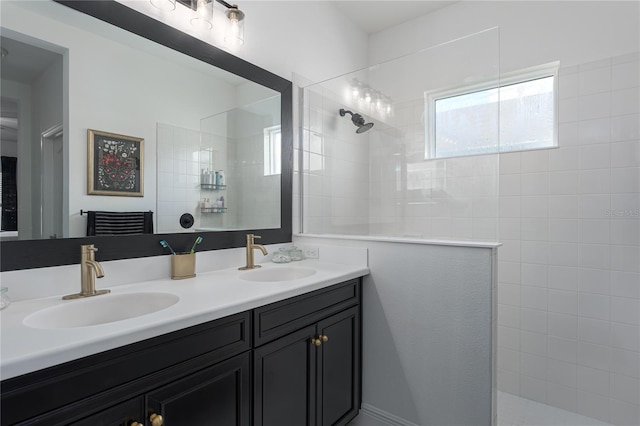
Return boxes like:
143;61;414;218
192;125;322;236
263;125;281;176
426;62;558;159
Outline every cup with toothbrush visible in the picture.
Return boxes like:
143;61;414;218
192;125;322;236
160;237;203;280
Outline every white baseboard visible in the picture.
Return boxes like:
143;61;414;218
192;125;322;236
360;403;420;426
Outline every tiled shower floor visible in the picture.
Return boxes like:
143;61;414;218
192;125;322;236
348;392;613;425
497;391;612;426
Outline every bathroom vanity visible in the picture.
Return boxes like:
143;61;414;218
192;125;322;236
0;262;366;426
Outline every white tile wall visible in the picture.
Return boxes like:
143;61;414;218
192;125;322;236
301;87;390;236
301;81;500;241
156;123;203;233
497;53;640;425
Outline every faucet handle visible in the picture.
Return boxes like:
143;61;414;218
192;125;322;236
81;244;98;253
246;233;261;243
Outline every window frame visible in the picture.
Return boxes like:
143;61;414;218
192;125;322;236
263;124;282;176
425;61;560;160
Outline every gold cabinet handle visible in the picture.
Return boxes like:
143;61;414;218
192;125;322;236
150;413;164;426
130;423;143;426
311;335;328;346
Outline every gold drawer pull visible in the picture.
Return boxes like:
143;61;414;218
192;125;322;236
150;413;164;426
320;334;328;342
311;337;322;346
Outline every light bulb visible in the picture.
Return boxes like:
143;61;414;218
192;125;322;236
196;0;208;16
351;79;360;99
375;94;382;111
230;19;240;35
364;89;372;103
224;6;245;46
190;0;213;29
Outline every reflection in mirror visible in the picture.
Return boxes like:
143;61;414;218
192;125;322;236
157;95;281;233
0;35;64;241
0;1;282;241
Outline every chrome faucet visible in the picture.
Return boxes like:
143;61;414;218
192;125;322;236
63;244;110;299
239;234;268;270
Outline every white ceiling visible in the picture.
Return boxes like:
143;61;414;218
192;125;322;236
0;36;61;85
330;1;456;34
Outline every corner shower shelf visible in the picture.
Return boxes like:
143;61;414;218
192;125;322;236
200;184;227;190
200;207;227;214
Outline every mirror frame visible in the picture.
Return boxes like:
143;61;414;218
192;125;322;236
0;0;292;272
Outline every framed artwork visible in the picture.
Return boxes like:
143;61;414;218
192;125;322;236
87;129;144;197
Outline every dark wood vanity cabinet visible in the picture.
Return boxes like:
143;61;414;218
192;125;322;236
144;352;251;426
254;279;362;426
67;397;144;426
1;279;362;426
1;312;252;426
66;396;145;426
65;352;251;426
316;307;361;426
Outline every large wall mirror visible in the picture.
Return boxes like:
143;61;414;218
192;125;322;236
0;0;292;271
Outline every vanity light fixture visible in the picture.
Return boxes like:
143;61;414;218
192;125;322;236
152;0;246;46
348;78;393;119
224;4;245;46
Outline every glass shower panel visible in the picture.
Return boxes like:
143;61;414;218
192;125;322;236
300;28;500;241
199;95;282;231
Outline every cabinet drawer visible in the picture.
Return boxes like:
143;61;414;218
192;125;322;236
147;351;251;426
2;311;251;425
254;279;360;346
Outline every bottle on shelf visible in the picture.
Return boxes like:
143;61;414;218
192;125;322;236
201;168;214;186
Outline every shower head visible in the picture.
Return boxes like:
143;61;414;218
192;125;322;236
356;122;374;134
339;108;374;134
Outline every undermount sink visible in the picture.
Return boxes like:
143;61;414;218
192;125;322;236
23;292;180;329
239;266;317;282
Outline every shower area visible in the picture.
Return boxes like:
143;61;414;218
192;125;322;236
298;25;640;426
298;29;500;241
156;94;281;234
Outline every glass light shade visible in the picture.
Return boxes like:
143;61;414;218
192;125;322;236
190;0;213;30
150;0;176;11
374;93;382;111
364;89;372;103
350;79;360;99
224;6;245;46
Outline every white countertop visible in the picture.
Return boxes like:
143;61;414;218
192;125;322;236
0;260;369;381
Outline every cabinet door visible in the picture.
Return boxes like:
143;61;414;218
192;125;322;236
68;397;144;426
316;307;361;426
254;325;317;426
146;351;251;426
